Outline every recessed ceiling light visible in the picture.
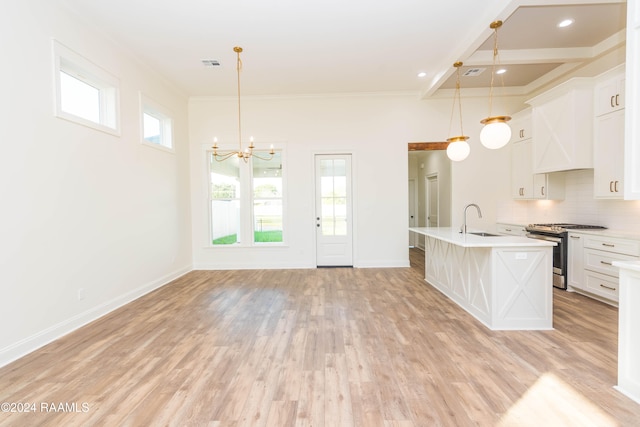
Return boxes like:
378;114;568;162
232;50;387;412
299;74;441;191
558;18;574;28
496;68;507;75
417;72;427;78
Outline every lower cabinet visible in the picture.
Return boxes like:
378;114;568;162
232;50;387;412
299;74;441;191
496;223;527;236
568;232;640;305
568;232;584;290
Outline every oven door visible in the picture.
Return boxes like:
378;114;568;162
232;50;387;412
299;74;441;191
526;232;565;289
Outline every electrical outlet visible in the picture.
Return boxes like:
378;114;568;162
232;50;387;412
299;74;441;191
77;288;85;301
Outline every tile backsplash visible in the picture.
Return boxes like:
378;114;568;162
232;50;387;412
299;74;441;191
497;169;640;231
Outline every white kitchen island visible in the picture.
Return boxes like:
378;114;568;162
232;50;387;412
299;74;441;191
410;227;556;330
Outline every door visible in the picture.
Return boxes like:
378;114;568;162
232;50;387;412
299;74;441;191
426;174;439;227
408;179;417;247
315;154;353;266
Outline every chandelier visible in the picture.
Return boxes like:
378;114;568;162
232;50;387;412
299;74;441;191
479;20;511;150
212;46;274;162
446;61;470;162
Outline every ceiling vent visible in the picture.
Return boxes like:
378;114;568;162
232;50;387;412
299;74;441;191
463;68;485;77
202;59;221;68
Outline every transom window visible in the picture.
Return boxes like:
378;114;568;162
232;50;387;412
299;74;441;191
140;95;173;151
53;40;120;135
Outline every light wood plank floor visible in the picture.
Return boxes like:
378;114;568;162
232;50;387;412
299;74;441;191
2;248;640;426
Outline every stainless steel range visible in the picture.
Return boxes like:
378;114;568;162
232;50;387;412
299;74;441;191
525;223;607;289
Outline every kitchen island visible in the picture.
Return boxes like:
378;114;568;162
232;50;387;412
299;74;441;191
410;227;556;330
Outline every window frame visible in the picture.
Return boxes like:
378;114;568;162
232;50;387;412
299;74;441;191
140;93;174;152
52;40;121;136
206;143;286;248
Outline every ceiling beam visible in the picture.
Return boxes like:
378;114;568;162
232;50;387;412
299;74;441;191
408;142;449;151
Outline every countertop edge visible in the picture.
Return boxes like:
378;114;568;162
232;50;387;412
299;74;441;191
410;227;556;248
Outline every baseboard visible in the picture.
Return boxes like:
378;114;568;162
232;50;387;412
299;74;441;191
354;260;411;268
0;265;192;368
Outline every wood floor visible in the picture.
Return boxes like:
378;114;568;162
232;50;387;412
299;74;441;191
2;248;640;426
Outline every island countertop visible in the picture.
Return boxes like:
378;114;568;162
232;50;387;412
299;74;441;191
409;227;556;248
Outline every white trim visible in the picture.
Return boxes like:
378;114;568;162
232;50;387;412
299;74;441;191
139;92;175;153
205;142;288;248
0;265;191;368
52;39;121;136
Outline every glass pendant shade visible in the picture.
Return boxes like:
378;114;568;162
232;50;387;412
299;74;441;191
480;117;511;149
446;136;470;161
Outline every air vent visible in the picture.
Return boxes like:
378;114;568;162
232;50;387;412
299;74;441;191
202;59;221;68
463;68;485;77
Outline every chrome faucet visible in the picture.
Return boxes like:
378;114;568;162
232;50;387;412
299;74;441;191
461;203;482;234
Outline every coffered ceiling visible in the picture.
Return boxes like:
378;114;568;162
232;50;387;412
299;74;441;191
57;0;627;98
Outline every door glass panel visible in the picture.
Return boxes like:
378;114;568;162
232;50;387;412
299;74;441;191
320;159;347;236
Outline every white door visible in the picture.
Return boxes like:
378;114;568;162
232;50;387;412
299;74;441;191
408;179;417;247
426;174;439;227
315;154;353;266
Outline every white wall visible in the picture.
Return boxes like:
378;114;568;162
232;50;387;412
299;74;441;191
189;91;526;269
0;1;192;367
190;93;450;269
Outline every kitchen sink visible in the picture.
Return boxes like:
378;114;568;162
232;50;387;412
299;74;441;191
468;232;501;237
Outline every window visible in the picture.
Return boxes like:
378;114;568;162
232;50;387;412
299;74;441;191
209;150;284;246
141;95;174;151
253;153;283;243
53;40;120;135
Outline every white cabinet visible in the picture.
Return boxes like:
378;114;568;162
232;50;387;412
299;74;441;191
511;139;534;199
613;260;640;404
496;223;527;236
624;0;640;199
510;110;534;199
594;109;625;198
567;232;584;291
594;67;626;199
572;233;640;304
510;109;564;200
527;78;594;173
510;110;532;142
595;72;625;115
532;173;564;200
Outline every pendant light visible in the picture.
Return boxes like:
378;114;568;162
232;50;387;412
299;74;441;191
212;46;274;162
479;20;511;150
446;62;470;162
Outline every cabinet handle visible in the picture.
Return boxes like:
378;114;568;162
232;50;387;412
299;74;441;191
600;260;613;266
610;181;614;192
505;228;512;232
602;243;615;247
614;181;619;192
541;186;545;196
570;235;580;239
520;129;524;138
615;94;619;106
611;95;615;108
600;284;616;291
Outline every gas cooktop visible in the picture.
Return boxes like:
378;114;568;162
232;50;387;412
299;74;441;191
526;223;608;233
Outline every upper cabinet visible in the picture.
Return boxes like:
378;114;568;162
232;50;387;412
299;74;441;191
624;0;640;200
510;108;564;200
510;110;534;199
527;78;594;174
595;72;625;115
594;66;626;199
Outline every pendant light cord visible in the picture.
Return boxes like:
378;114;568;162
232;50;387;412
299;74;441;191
448;62;465;138
236;47;243;153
